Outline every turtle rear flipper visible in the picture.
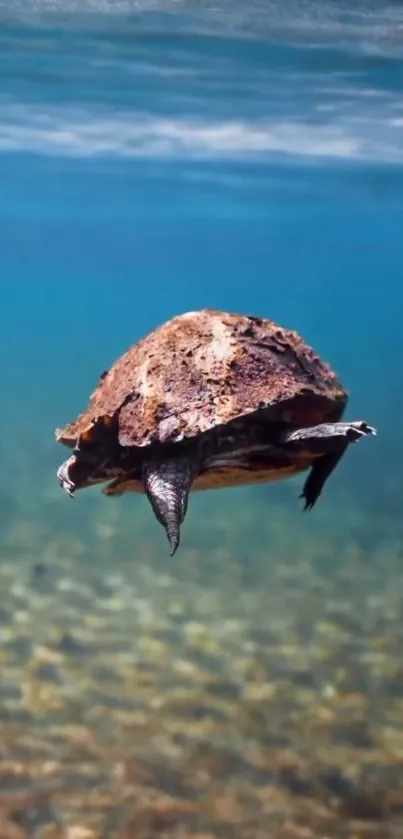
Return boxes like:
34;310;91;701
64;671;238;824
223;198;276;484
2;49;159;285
283;421;376;453
300;451;346;510
280;421;376;510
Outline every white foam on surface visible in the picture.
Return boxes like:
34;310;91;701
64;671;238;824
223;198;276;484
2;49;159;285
0;104;403;163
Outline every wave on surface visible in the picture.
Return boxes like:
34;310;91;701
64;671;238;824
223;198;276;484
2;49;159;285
1;0;403;58
1;104;403;163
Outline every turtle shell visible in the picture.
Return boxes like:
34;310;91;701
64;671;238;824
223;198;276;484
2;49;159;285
56;309;347;450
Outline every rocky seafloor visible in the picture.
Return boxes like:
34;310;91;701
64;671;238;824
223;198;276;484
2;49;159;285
0;498;403;839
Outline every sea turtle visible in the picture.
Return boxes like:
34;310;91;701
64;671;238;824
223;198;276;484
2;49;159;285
56;309;375;555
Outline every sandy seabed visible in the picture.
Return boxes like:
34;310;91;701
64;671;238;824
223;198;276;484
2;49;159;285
0;516;402;839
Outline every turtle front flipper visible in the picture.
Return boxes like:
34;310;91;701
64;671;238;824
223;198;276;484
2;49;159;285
142;455;196;556
57;456;77;497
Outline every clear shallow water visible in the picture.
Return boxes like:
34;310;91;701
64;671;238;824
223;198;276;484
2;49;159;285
1;1;403;548
1;2;403;835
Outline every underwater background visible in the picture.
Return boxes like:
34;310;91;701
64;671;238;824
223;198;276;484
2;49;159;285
1;1;403;837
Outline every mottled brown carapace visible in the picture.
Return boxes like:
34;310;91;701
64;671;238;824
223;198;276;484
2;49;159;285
56;309;347;450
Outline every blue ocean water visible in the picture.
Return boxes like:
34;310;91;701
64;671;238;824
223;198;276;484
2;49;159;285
1;0;402;559
1;3;403;833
